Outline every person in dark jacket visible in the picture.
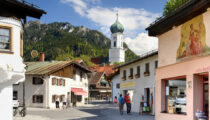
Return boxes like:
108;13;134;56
124;93;131;114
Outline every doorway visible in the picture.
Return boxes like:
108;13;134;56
203;75;209;117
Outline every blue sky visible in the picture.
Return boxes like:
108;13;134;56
27;0;167;55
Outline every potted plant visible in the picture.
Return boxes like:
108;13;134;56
128;75;133;79
135;74;140;78
84;98;88;104
121;77;126;81
144;72;150;77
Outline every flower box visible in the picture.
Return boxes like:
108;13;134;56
121;77;126;81
128;76;133;80
144;72;150;77
135;74;140;78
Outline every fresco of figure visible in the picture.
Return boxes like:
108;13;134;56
176;15;210;60
188;23;204;55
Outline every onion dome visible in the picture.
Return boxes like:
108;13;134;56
110;13;124;34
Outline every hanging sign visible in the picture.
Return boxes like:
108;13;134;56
31;50;38;58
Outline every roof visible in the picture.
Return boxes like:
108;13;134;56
91;57;109;65
115;49;158;69
110;16;124;34
89;65;117;77
89;72;104;84
25;61;91;76
146;0;210;36
0;0;46;19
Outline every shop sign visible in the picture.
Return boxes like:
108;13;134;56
121;82;135;88
99;90;107;93
196;66;210;73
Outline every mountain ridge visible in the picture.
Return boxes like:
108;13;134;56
23;21;138;65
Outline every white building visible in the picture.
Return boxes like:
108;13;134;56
110;72;120;102
0;1;45;119
115;50;158;115
109;13;125;64
13;60;91;109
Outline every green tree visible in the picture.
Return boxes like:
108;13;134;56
163;0;189;16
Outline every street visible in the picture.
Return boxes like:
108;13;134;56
14;101;154;120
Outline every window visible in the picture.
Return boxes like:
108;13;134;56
162;77;186;115
33;77;43;85
80;71;83;82
122;70;126;80
0;27;11;52
114;41;116;47
77;95;82;102
116;83;120;89
129;68;133;79
52;78;56;85
73;69;76;80
52;78;65;86
52;95;56;103
155;61;158;68
33;95;43;103
13;91;18;99
144;63;150;76
59;95;65;102
146;63;149;72
135;66;140;78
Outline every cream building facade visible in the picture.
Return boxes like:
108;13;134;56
13;61;90;109
115;50;158;114
0;1;45;119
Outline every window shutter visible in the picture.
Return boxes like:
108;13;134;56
59;95;62;101
52;95;55;103
63;80;65;86
52;78;55;85
57;78;59;86
33;96;35;103
60;79;62;86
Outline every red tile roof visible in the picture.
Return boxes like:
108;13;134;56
74;59;83;63
89;65;117;77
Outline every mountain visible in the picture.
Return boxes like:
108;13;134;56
23;21;138;64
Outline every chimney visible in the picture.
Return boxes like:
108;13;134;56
40;52;45;62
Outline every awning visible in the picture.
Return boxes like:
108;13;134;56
71;88;88;96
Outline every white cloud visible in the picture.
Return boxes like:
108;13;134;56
125;33;158;55
60;0;160;55
60;0;87;16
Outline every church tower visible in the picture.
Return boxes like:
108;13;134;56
109;12;125;64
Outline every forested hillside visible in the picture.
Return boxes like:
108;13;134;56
23;21;138;64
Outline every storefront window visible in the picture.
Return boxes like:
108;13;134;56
164;77;186;115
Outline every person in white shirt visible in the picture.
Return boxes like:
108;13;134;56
62;96;67;109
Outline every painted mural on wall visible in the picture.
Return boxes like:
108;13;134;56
177;15;210;60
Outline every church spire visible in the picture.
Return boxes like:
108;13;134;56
110;10;124;34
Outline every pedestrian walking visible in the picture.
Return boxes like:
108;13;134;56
124;93;131;114
114;96;118;104
62;96;67;109
118;94;125;115
55;96;60;109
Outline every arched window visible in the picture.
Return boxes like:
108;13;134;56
114;41;116;47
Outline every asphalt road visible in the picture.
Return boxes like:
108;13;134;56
14;101;154;120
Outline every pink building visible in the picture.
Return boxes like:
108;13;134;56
147;0;210;120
